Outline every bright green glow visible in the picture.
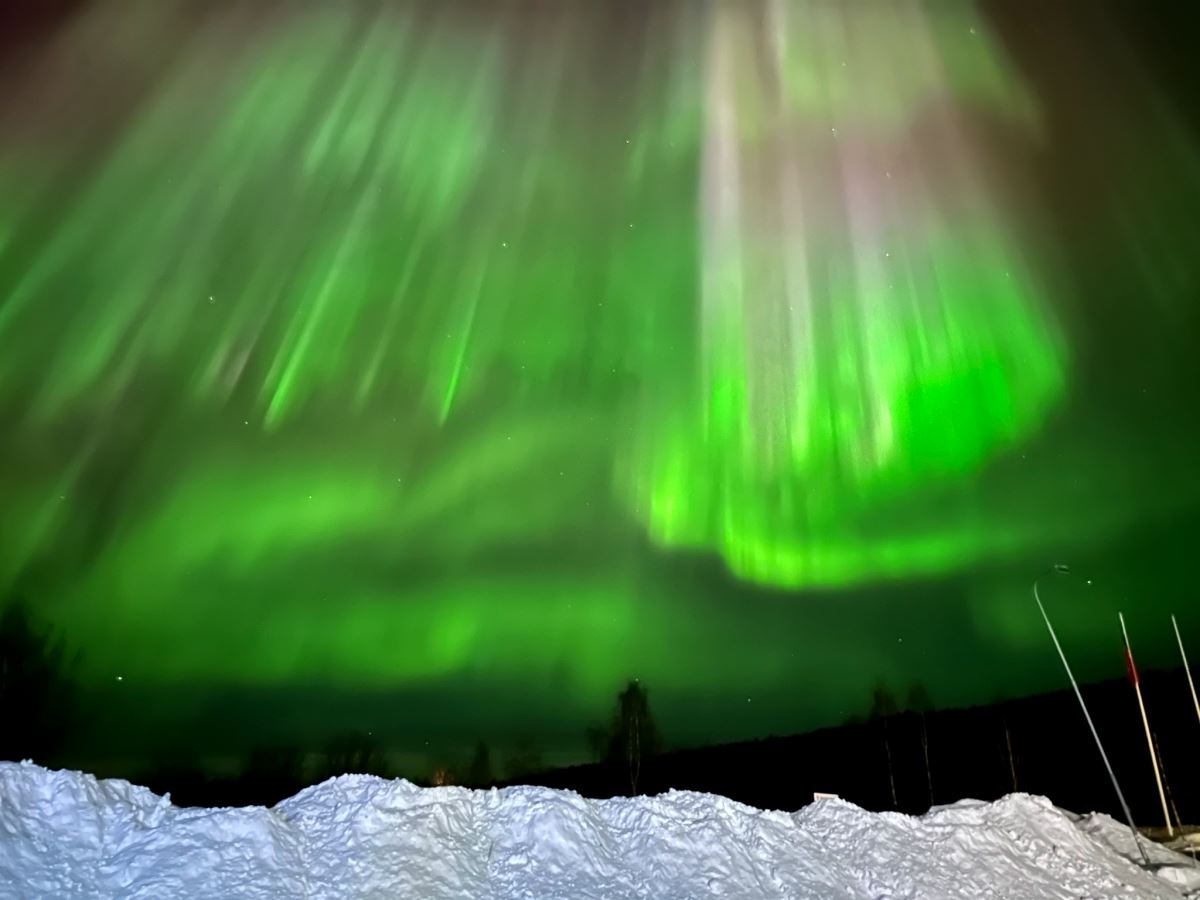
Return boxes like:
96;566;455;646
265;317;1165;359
0;2;1197;756
0;2;1065;603
623;4;1065;587
629;231;1065;586
0;10;505;425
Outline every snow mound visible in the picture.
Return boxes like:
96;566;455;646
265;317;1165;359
1;761;1196;899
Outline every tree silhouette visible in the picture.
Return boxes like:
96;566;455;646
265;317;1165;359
585;725;609;763
465;740;493;787
869;682;898;808
238;744;305;805
503;737;543;781
595;679;661;796
319;731;391;780
0;599;77;762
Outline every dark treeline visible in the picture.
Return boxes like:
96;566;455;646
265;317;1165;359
0;599;78;763
114;669;1200;823
524;670;1200;828
4;598;1198;824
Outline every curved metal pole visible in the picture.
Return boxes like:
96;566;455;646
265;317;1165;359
1033;568;1150;867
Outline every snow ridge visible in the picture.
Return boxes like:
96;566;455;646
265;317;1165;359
1;761;1195;899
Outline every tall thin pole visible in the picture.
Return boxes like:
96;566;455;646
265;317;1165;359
1150;729;1183;835
920;714;933;807
1118;619;1176;835
1034;572;1149;866
1171;614;1200;730
883;717;897;808
1003;716;1018;793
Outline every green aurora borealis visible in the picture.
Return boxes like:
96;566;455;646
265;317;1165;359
1;2;1199;770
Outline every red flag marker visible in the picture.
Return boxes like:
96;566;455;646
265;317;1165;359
1124;646;1139;687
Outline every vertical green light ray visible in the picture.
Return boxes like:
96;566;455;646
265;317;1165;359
0;0;1197;728
624;1;1067;588
0;8;509;426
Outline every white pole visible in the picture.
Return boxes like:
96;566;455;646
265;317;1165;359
1034;571;1149;866
1119;612;1173;837
1171;614;1200;730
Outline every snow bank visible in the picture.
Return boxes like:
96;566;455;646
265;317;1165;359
1;761;1196;899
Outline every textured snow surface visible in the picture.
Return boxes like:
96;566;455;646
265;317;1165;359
1;761;1197;899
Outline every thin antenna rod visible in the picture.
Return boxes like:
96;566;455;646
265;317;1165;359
1171;614;1200;729
1119;612;1173;836
1034;573;1149;866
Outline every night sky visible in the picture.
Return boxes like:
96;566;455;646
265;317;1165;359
1;1;1198;777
